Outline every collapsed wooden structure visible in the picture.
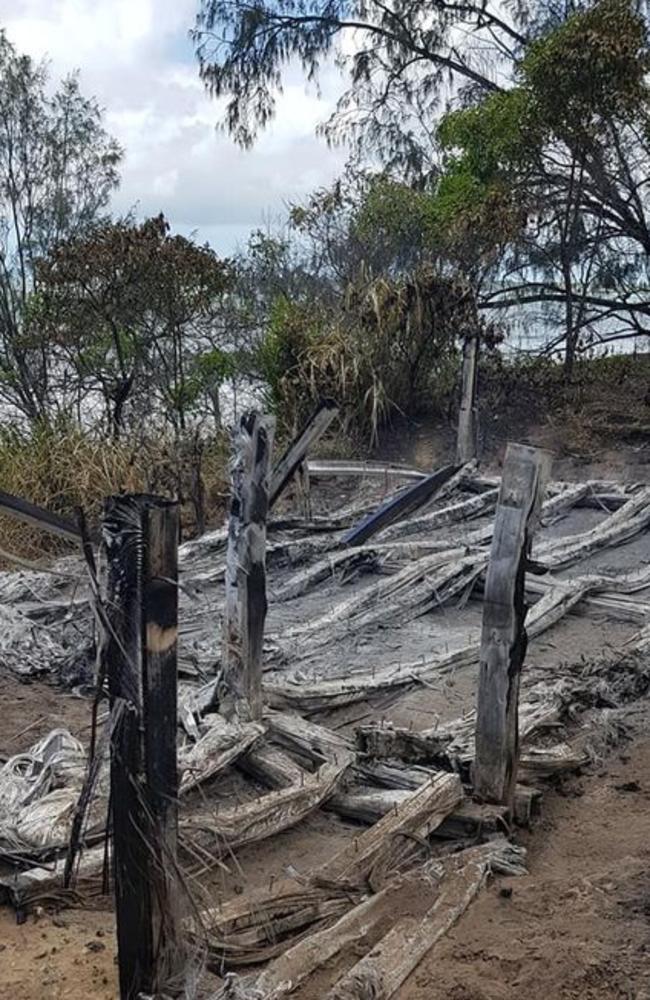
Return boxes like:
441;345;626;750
0;402;649;998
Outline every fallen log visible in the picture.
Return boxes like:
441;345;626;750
318;772;463;887
307;459;426;481
277;548;487;650
526;565;650;637
327;840;526;1000
228;839;526;1000
272;547;384;602
540;482;590;524
273;538;488;602
265;643;479;712
181;758;350;863
241;741;509;839
268;548;650;712
178;716;264;794
252;869;412;999
378;488;498;542
197;880;363;969
355;688;565;774
535;486;650;570
192;773;462;974
264;711;353;764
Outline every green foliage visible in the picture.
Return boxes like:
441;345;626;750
522;0;650;130
35;214;234;435
438;88;535;184
354;178;438;252
169;348;237;414
0;31;122;422
257;296;321;417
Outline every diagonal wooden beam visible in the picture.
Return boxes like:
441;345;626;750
269;399;338;507
0;489;85;543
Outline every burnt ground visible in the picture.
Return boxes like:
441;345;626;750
0;443;649;999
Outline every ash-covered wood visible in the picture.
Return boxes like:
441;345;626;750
474;443;550;806
269;399;337;507
219;411;275;721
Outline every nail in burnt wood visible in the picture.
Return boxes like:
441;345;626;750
102;494;181;1000
221;412;275;721
473;443;550;808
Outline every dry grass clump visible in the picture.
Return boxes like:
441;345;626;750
0;422;229;563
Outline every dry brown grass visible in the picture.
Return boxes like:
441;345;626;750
0;423;229;564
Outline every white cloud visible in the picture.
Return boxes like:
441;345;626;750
1;0;347;253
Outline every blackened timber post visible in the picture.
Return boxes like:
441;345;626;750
103;494;181;1000
269;399;337;508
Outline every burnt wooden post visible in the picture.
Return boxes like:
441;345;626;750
103;494;181;1000
456;333;479;464
269;399;337;508
220;412;275;720
473;443;550;807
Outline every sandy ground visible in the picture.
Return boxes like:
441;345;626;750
401;705;650;1000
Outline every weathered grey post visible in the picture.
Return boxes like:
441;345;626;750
456;333;479;464
473;443;550;807
269;399;337;508
103;494;181;1000
220;411;275;720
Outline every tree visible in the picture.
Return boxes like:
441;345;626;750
435;0;650;374
0;32;122;422
191;0;528;173
36;215;234;437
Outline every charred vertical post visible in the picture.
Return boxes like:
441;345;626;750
103;494;181;1000
220;412;275;720
456;333;479;464
473;443;550;808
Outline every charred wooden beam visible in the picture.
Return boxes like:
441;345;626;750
342;463;461;546
220;412;275;721
102;494;182;1000
307;459;426;481
269;399;338;507
473;443;550;807
0;488;86;543
327;841;525;1000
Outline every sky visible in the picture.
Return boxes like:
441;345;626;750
1;0;348;255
